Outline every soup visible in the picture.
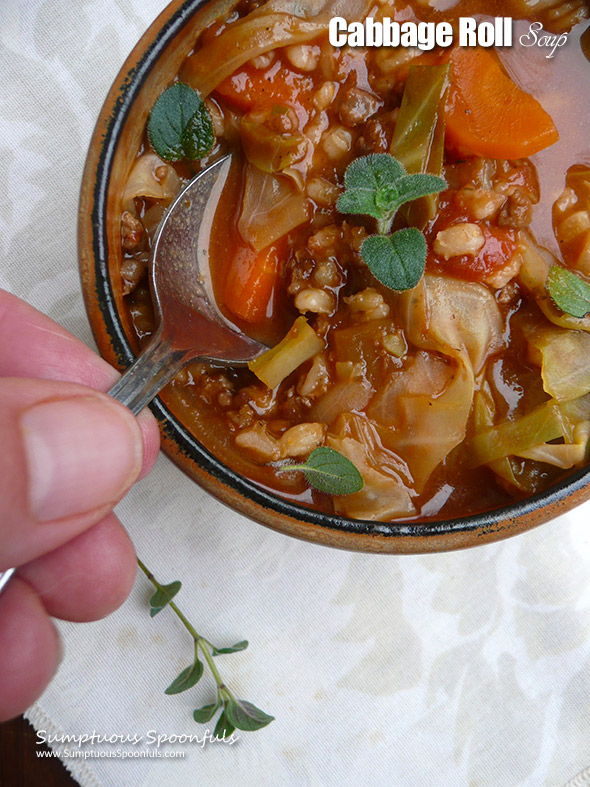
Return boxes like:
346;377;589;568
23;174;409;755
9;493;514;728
118;0;590;522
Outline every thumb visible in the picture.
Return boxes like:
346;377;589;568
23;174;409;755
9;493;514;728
0;378;143;570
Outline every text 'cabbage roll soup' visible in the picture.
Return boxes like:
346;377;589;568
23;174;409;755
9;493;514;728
119;0;590;522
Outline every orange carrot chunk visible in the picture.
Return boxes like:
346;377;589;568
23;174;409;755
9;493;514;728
445;47;559;159
223;241;283;323
215;61;313;114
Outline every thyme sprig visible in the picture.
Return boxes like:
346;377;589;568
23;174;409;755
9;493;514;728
137;558;274;736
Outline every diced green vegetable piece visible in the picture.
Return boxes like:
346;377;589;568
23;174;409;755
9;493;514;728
467;400;567;467
248;316;324;389
390;64;449;228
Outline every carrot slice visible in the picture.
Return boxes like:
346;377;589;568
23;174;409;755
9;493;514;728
215;60;313;113
223;241;284;323
445;47;559;159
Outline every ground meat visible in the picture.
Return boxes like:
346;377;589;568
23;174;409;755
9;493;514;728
356;112;396;154
286;256;315;296
121;211;144;252
338;87;382;127
497;190;535;229
120;253;148;295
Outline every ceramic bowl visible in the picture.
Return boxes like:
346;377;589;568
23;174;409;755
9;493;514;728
78;0;590;553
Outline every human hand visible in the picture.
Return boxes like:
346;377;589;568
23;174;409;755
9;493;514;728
0;289;161;721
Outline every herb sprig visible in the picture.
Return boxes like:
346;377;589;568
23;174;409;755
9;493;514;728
285;446;363;496
547;265;590;318
148;83;214;162
137;559;274;737
337;153;446;291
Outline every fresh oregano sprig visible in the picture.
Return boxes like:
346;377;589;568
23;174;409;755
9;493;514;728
137;558;274;736
284;446;363;496
337;153;446;291
148;82;214;162
547;265;590;318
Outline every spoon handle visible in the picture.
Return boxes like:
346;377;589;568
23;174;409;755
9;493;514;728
107;333;188;416
0;568;15;594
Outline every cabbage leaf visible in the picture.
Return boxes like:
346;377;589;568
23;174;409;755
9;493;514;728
326;414;416;520
248;315;324;388
238;165;310;251
122;153;181;209
183;0;371;97
524;323;590;401
390;64;449;229
380;275;505;489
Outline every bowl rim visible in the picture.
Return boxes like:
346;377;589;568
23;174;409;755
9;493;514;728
78;0;590;554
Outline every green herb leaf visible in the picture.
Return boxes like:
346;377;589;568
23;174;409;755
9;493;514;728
212;640;249;656
149;580;182;617
337;154;406;219
213;709;236;739
289;447;363;496
547;265;590;318
361;228;426;291
137;559;273;735
337;154;446;228
193;701;220;723
180;109;215;160
225;699;275;732
165;659;204;694
395;174;447;208
148;82;213;162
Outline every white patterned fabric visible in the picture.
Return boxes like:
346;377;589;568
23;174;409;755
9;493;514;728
2;1;590;785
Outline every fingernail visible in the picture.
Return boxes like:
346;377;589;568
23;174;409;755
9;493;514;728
20;396;143;522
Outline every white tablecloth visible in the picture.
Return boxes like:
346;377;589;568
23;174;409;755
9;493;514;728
2;1;590;785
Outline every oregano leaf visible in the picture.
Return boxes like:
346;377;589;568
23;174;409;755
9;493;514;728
149;580;182;617
289;447;363;496
181;109;215;160
213;709;236;739
337;154;406;219
361;228;426;291
193;701;220;723
148;82;213;162
395;174;448;208
225;698;275;732
344;153;406;191
337;154;446;225
547;265;590;318
337;187;384;220
212;640;249;656
164;659;204;694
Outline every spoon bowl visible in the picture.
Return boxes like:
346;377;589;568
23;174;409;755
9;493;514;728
108;155;266;415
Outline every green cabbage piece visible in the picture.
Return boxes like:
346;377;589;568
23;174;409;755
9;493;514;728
238;165;309;251
241;115;308;174
377;275;505;489
390;64;449;229
326;414;416;521
525;323;590;401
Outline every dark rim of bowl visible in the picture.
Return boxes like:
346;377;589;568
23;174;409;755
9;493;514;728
87;0;590;542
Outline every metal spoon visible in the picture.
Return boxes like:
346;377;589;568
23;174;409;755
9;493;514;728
0;154;266;595
109;153;265;414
